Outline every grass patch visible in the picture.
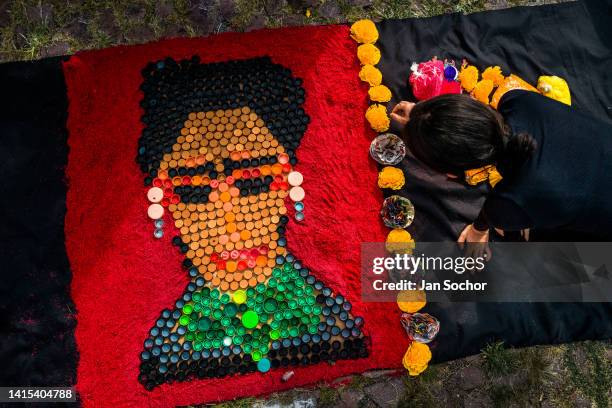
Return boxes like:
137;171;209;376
317;385;339;407
212;397;258;408
481;340;518;376
397;375;438;408
563;341;612;408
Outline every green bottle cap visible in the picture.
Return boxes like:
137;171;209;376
179;315;190;326
192;292;201;302
203;339;212;348
221;317;231;327
185;332;195;341
270;329;280;340
224;303;238;317
188;322;197;332
198;317;211;331
193;342;203;351
243;343;252;353
220;293;230;304
182;304;193;314
252;350;262;361
242;310;259;329
213;309;223;319
264;298;278;313
211;289;220;299
289;327;299;337
233;335;243;345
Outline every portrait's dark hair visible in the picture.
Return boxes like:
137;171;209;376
137;56;309;185
402;93;536;176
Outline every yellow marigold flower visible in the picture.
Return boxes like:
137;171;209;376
359;64;382;86
403;342;432;376
365;104;390;132
458;64;479;92
482;66;505;87
472;79;494;105
397;289;426;313
386;228;415;254
368;84;392;102
357;43;381;66
378;166;405;189
350;19;379;44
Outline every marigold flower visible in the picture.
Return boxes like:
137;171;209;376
365;104;390;132
350;19;379;44
403;342;432;376
386;228;415;254
397;289;426;313
471;79;495;105
482;66;505;86
458;64;479;92
359;64;383;86
368;84;392;102
378;166;405;189
357;43;381;65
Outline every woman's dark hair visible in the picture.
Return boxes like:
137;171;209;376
402;93;537;176
137;56;309;185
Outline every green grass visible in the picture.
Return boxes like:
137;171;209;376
563;341;612;408
481;340;518;376
1;0;552;62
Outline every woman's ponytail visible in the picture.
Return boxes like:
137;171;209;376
496;132;537;175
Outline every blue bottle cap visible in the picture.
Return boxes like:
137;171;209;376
257;358;271;373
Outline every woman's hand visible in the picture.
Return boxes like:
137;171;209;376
458;224;492;263
390;101;416;127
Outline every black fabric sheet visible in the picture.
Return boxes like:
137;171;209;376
375;0;612;362
0;57;78;390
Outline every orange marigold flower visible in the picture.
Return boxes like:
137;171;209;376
482;66;505;86
403;342;432;376
397;289;426;313
458;63;479;92
472;79;494;105
365;104;390;132
350;19;379;44
368;84;392;102
386;228;415;254
357;43;381;65
378;166;405;190
359;64;383;86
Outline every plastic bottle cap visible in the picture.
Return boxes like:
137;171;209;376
287;171;303;187
289;186;305;202
242;310;259;329
257;358;271;373
147;187;164;203
147;203;164;219
233;290;247;304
